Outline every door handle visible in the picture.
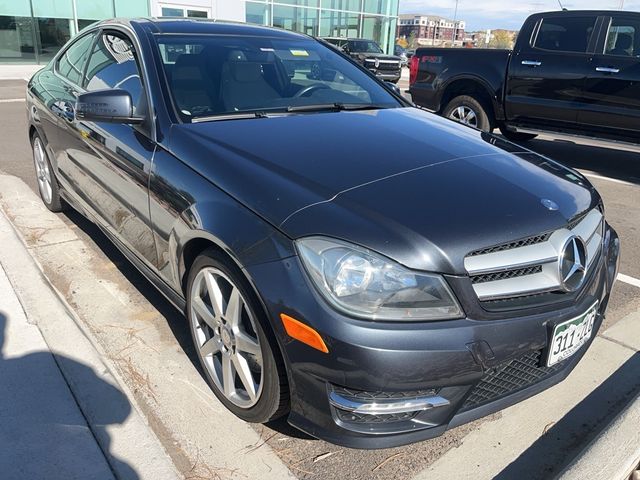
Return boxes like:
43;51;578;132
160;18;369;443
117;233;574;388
521;60;542;66
595;67;620;73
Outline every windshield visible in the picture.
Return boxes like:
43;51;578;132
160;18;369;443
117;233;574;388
154;34;401;121
348;40;383;53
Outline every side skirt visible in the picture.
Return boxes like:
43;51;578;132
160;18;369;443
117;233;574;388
59;189;187;314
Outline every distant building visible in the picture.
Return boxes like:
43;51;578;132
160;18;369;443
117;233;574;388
466;29;518;48
397;14;465;47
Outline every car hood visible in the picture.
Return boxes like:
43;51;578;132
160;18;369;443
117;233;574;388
168;108;598;274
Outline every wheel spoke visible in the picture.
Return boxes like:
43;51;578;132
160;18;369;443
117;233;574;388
193;296;218;330
204;272;224;318
225;287;242;327
232;353;257;401
465;110;476;124
221;352;235;397
199;337;220;357
456;106;465;120
235;331;260;357
191;266;264;408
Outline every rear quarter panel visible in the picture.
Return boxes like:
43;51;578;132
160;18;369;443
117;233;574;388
410;48;511;118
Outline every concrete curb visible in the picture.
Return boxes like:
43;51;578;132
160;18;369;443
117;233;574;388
557;391;640;480
0;209;180;480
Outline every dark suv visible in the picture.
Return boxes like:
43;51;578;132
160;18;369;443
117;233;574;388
323;37;402;83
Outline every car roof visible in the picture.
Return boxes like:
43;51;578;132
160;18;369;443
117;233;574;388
531;9;640;17
93;17;310;39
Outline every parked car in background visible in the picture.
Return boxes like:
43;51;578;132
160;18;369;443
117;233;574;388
323;37;402;83
394;44;409;67
409;10;640;144
27;18;620;449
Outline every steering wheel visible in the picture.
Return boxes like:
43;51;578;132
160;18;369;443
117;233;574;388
294;83;331;98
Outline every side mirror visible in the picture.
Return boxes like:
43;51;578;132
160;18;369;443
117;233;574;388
75;89;144;124
385;81;402;96
341;45;350;54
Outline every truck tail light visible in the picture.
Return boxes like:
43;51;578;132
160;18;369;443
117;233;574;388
409;55;419;85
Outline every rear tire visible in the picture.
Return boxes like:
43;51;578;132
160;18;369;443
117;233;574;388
31;133;65;212
442;95;492;132
499;126;538;142
186;249;289;423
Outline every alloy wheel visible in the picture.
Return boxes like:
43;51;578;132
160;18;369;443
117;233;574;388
449;105;478;127
33;137;52;204
190;267;264;408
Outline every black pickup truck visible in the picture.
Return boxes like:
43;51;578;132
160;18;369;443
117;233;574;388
409;10;640;143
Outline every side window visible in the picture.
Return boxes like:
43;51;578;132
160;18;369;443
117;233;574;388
56;32;96;85
84;32;146;114
534;16;597;53
605;17;639;57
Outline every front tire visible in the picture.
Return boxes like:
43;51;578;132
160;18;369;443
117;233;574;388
186;249;289;423
31;133;65;212
443;95;492;132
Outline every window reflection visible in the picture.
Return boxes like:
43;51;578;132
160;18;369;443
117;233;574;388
0;16;36;63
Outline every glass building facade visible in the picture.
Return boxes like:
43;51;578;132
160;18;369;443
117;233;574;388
245;0;399;54
0;0;149;64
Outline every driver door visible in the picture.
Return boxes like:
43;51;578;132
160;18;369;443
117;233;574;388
58;29;158;267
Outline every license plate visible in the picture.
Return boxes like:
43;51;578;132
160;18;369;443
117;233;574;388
547;301;598;367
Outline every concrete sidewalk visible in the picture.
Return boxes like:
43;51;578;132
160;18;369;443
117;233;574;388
0;263;115;479
0;208;179;480
0;64;42;81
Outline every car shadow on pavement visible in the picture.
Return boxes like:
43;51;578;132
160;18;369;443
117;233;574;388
0;312;138;480
63;209;199;366
522;138;640;186
495;351;640;480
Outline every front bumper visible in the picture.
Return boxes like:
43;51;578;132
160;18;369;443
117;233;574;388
371;70;401;82
244;224;620;448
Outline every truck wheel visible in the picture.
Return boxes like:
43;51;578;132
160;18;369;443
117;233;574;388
499;126;538;142
443;95;492;132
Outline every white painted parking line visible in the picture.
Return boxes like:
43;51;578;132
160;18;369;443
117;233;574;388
0;98;25;103
580;171;637;187
618;274;640;289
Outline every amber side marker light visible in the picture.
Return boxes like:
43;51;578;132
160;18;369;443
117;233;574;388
280;313;329;353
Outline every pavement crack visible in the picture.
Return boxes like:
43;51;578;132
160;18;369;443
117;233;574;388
599;333;639;352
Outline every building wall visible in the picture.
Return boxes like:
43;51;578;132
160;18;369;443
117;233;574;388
244;1;399;54
150;0;246;21
0;0;399;63
0;0;150;63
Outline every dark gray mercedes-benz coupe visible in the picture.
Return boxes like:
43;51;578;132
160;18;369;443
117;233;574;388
26;18;620;448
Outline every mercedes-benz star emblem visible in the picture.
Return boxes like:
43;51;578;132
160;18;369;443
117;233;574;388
559;236;587;292
541;198;559;211
374;58;380;68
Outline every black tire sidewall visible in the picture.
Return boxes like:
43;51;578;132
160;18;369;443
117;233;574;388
185;250;288;423
443;95;492;132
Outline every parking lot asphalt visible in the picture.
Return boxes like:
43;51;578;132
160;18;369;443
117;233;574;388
1;78;639;479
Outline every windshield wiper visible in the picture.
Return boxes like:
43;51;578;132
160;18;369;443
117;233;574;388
191;111;272;123
286;103;390;113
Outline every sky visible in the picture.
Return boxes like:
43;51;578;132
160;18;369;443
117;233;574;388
398;0;640;31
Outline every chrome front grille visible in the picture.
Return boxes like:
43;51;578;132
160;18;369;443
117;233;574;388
465;209;604;301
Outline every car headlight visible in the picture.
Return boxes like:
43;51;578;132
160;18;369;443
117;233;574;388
296;237;463;321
